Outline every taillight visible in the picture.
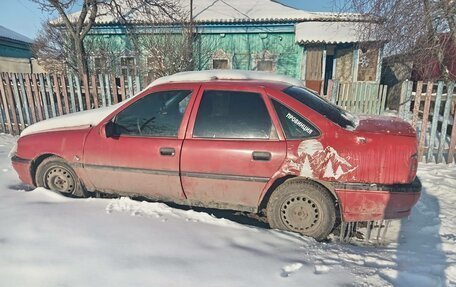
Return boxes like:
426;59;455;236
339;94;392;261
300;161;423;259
408;154;418;181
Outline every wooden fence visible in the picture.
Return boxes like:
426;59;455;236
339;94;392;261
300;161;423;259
326;80;388;115
0;73;144;135
399;80;456;164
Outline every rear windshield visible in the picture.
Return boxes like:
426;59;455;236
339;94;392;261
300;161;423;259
283;86;358;129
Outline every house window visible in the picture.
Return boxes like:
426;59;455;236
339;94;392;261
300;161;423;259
253;50;277;72
213;59;229;69
357;47;379;81
93;57;107;75
257;60;274;72
121;57;136;77
211;49;230;70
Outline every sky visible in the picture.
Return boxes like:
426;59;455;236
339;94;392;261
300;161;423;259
0;0;335;40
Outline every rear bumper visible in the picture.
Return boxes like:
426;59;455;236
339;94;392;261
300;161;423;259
11;155;34;186
335;177;421;222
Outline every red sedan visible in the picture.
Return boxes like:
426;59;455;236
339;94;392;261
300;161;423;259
10;71;421;241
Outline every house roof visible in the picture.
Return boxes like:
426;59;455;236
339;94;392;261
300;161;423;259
0;25;33;44
295;21;380;44
59;0;366;25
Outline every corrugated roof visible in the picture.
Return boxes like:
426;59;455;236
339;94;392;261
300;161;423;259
295;21;379;44
55;0;365;25
0;25;33;44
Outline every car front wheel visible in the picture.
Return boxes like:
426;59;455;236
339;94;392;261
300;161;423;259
35;156;86;198
266;179;336;241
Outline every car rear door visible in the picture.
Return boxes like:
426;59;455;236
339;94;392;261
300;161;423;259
82;83;200;201
180;83;287;211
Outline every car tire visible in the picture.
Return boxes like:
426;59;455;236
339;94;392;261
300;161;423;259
266;179;336;241
35;156;87;198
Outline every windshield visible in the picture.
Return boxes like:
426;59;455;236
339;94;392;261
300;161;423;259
283;86;358;130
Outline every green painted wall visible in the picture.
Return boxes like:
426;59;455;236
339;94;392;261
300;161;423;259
84;27;303;79
0;39;32;59
196;32;302;78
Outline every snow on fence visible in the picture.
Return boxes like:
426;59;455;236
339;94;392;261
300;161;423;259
326;80;388;115
0;73;143;135
398;80;456;164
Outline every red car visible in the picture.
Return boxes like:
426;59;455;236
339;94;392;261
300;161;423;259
10;71;421;241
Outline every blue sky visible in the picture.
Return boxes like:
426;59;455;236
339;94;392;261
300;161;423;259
0;0;334;40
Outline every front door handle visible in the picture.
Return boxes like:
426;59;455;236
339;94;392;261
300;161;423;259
252;151;271;161
160;147;175;156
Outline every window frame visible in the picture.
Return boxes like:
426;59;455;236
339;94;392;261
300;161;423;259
187;84;284;141
107;85;200;140
120;56;137;77
270;98;321;140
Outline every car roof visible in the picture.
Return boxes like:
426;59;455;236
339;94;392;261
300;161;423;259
146;70;302;90
152;79;292;90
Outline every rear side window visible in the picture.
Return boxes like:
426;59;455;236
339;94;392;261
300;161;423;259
272;100;320;139
114;90;192;137
193;90;274;139
283;86;356;129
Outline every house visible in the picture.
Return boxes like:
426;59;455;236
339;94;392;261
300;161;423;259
0;25;42;73
67;0;384;94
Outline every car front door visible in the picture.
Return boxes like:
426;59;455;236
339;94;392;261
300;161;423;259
180;84;287;211
83;83;200;201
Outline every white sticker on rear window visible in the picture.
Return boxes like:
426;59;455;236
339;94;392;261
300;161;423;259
286;113;314;135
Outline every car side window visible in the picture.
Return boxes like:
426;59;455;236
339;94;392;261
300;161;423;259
272;99;320;139
193;90;275;139
114;90;192;137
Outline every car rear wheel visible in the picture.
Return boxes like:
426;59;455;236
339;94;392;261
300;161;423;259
266;179;336;241
35;156;86;198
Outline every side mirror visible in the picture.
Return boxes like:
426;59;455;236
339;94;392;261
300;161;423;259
102;121;116;138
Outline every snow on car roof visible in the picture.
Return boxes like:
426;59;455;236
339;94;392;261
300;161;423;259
147;70;304;88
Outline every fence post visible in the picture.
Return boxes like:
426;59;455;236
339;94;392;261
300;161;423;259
330;80;339;104
447;82;456;163
91;75;99;109
60;76;70;115
45;74;57;118
437;82;454;163
0;74;13;134
53;75;63;116
111;75;118;104
99;75;106;107
11;74;26;130
418;82;433;161
31;74;43;121
4;74;20;134
68;75;77;113
82;74;91;110
17;74;31;126
23;74;37;123
411;81;423;129
105;75;112;106
120;75;126;101
74;75;84;112
38;74;50;119
127;76;133;99
426;81;444;162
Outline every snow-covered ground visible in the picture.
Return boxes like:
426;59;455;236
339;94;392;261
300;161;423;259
0;133;454;287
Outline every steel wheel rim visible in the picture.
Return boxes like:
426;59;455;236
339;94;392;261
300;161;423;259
280;195;321;232
44;166;75;194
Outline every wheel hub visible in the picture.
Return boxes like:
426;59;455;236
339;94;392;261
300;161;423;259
280;196;320;232
45;167;75;194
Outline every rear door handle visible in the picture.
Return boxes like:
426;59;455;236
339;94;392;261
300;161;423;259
252;151;271;161
160;147;175;156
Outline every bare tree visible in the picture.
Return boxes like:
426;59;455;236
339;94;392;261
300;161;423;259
336;0;456;80
32;0;99;77
32;21;71;74
32;0;181;76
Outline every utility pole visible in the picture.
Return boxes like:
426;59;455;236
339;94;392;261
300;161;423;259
188;0;194;70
